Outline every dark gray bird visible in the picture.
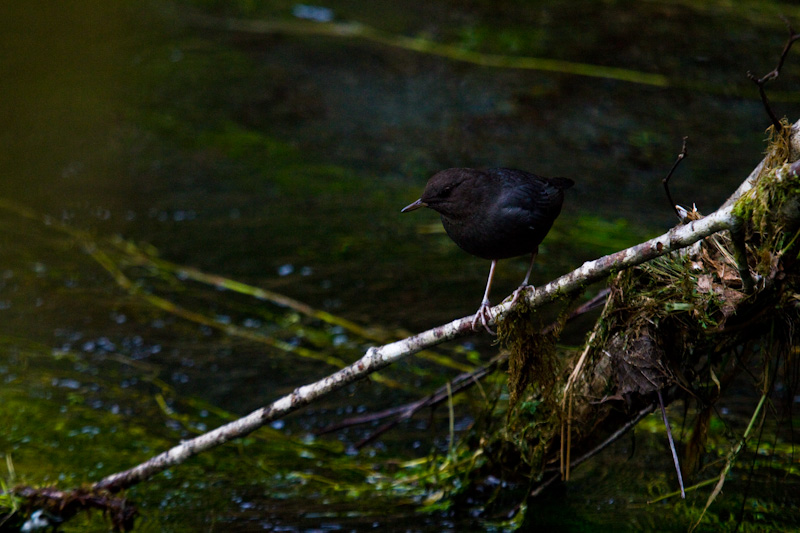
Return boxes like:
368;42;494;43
402;168;573;333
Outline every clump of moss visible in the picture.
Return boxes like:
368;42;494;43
481;299;574;477
477;120;800;496
498;303;563;410
736;120;800;237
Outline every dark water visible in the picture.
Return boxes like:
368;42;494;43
1;1;799;531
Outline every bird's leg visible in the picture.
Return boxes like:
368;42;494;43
510;252;537;307
520;251;537;286
471;260;498;335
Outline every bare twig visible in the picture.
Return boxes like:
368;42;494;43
318;355;502;449
563;402;658;471
530;473;561;498
662;136;689;220
747;20;800;130
658;389;686;499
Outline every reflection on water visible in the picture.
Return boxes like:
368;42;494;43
1;0;799;530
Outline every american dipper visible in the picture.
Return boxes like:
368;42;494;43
402;168;574;334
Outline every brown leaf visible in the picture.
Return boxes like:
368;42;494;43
696;275;714;294
609;330;670;395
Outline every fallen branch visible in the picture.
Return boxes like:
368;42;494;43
91;139;786;493
11;486;136;532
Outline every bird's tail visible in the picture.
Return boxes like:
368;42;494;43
549;177;575;190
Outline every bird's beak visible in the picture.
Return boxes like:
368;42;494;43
401;198;426;213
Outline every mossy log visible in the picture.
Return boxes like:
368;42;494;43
487;120;800;489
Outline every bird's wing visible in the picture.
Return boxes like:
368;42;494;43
496;176;565;230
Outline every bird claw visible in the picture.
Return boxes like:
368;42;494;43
510;284;535;308
471;301;496;335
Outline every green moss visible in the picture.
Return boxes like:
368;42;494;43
500;306;560;409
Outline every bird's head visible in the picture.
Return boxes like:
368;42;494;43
401;168;481;219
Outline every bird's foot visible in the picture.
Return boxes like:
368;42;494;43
510;284;535;308
471;300;496;335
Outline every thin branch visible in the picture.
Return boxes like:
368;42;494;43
320;355;502;449
368;362;495;449
565;402;658;470
509;206;735;313
530;473;561;498
542;402;658;491
662;136;689;220
747;20;800;130
658;389;686;499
